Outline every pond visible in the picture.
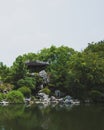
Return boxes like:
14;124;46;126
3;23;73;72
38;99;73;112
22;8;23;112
0;103;104;130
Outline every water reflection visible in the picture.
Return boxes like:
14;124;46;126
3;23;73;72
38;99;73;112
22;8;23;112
0;104;104;130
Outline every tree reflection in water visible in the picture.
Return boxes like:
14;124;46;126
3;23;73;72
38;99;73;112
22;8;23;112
0;104;104;130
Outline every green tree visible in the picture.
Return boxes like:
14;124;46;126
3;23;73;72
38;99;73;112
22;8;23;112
22;52;38;62
0;62;10;82
10;56;27;86
17;77;36;89
38;45;76;92
66;41;104;100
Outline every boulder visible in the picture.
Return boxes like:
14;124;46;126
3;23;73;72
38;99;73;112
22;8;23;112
50;96;56;101
64;99;71;104
64;95;72;100
38;92;49;101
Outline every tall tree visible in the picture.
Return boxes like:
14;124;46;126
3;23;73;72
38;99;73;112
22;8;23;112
10;55;27;86
38;45;76;91
0;62;10;82
66;41;104;100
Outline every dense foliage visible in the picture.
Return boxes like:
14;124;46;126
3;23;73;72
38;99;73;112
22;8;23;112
7;91;24;103
18;86;31;98
0;41;104;102
0;93;3;101
39;87;51;95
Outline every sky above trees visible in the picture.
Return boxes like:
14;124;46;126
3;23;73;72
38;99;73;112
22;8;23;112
0;0;104;66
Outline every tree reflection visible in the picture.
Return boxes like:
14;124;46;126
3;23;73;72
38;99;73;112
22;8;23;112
0;104;104;130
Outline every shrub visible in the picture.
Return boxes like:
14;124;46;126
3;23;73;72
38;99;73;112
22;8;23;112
0;93;7;101
18;86;31;98
17;77;36;89
0;83;14;93
90;90;104;103
0;93;3;101
40;87;51;95
7;90;24;103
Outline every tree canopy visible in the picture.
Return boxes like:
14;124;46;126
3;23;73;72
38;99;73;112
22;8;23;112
0;41;104;102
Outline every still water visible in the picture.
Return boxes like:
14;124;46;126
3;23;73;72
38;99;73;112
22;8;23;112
0;103;104;130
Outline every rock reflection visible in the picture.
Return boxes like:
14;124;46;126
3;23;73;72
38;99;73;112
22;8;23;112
0;104;104;130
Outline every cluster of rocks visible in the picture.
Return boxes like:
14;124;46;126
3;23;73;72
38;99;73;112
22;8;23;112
36;92;80;105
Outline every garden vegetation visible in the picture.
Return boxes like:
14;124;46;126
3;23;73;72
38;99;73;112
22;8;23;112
0;41;104;103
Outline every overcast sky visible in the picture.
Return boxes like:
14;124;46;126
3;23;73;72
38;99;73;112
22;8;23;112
0;0;104;66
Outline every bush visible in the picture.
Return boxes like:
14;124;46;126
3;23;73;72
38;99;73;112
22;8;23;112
40;87;51;95
90;90;104;103
0;93;7;101
0;93;3;101
17;77;36;89
0;83;14;92
7;90;24;103
18;86;31;98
